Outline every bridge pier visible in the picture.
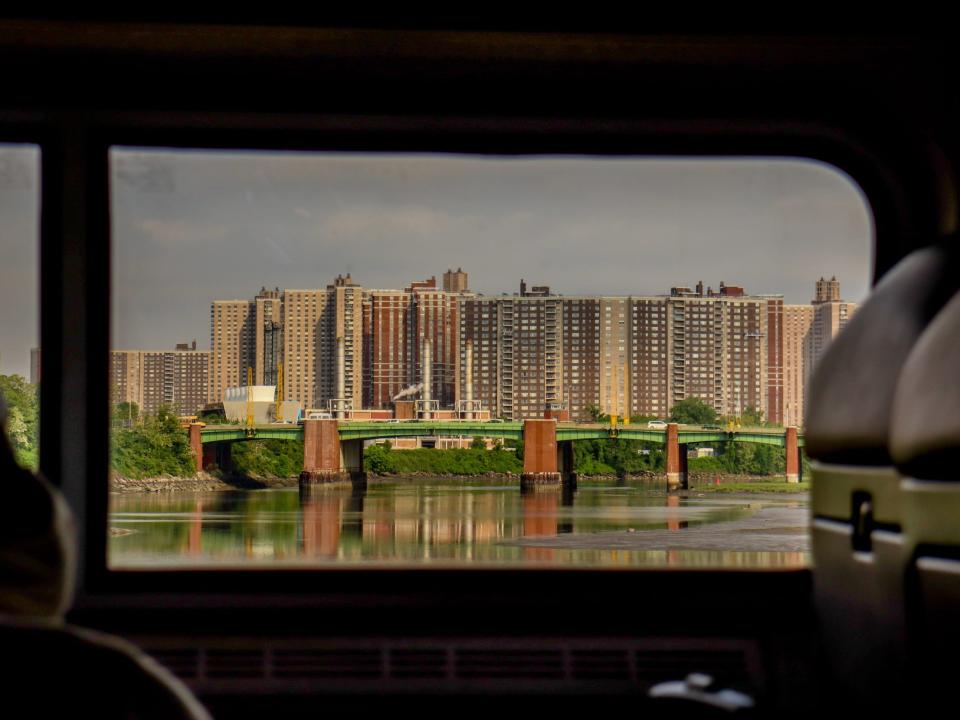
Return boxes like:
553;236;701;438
189;423;204;474
300;419;367;487
785;426;800;483
520;419;562;490
665;423;688;490
520;419;577;491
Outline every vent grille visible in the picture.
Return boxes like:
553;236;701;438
272;649;382;679
571;649;632;681
456;649;564;679
149;648;200;680
206;649;264;679
139;639;755;693
389;649;448;679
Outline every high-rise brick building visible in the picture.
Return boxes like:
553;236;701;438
459;293;564;420
281;288;327;409
110;345;210;417
562;298;602;420
279;276;365;412
783;304;815;429
410;280;463;409
629;298;669;419
217;274;467;414
443;267;469;293
209;299;255;404
325;274;365;412
365;288;414;409
209;287;283;404
203;274;815;426
782;278;858;429
460;283;781;422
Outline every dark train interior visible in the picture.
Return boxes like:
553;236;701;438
1;16;959;718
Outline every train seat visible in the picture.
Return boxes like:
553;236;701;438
805;240;960;708
890;283;960;697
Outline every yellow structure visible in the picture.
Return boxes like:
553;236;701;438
246;367;254;428
275;363;284;422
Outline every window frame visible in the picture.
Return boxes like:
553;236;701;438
1;25;943;627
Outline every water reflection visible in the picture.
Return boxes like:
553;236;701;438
108;479;808;569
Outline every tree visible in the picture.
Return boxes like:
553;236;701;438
1;373;39;469
5;406;29;448
739;406;765;427
471;436;487;450
585;404;608;423
113;401;140;428
669;397;718;425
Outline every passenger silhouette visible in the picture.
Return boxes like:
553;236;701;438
0;396;211;718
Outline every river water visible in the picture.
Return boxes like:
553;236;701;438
108;478;810;569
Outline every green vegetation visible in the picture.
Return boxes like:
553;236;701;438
364;443;522;475
585;405;658;425
669;397;718;425
103;399;805;482
718;405;782;429
111;405;195;479
688;442;786;475
232;439;304;477
0;373;39;470
112;401;140;428
573;439;663;475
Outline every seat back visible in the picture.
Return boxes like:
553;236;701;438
806;241;960;709
890;287;960;701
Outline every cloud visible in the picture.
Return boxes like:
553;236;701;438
322;205;461;240
135;218;228;246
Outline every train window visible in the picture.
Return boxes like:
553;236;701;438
0;143;40;472
107;147;871;570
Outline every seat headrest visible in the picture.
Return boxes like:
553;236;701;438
890;287;960;478
805;241;960;464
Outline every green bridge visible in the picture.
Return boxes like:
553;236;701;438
190;420;805;489
196;421;804;447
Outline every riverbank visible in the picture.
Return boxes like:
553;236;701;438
110;471;299;493
109;470;809;493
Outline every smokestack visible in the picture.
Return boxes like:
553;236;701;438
392;383;423;401
422;338;432;419
336;336;346;419
465;339;474;420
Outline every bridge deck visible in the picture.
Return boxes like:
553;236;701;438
198;422;803;447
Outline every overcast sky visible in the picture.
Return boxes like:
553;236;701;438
0;145;873;376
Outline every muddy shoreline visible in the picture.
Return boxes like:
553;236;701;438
110;470;789;493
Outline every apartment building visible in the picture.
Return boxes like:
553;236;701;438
110;345;210;417
282;288;327;410
461;283;779;422
202;274;848;427
782;277;859;428
458;297;501;417
783;304;815;429
209;299;255;404
365;288;413;409
562;298;602;420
